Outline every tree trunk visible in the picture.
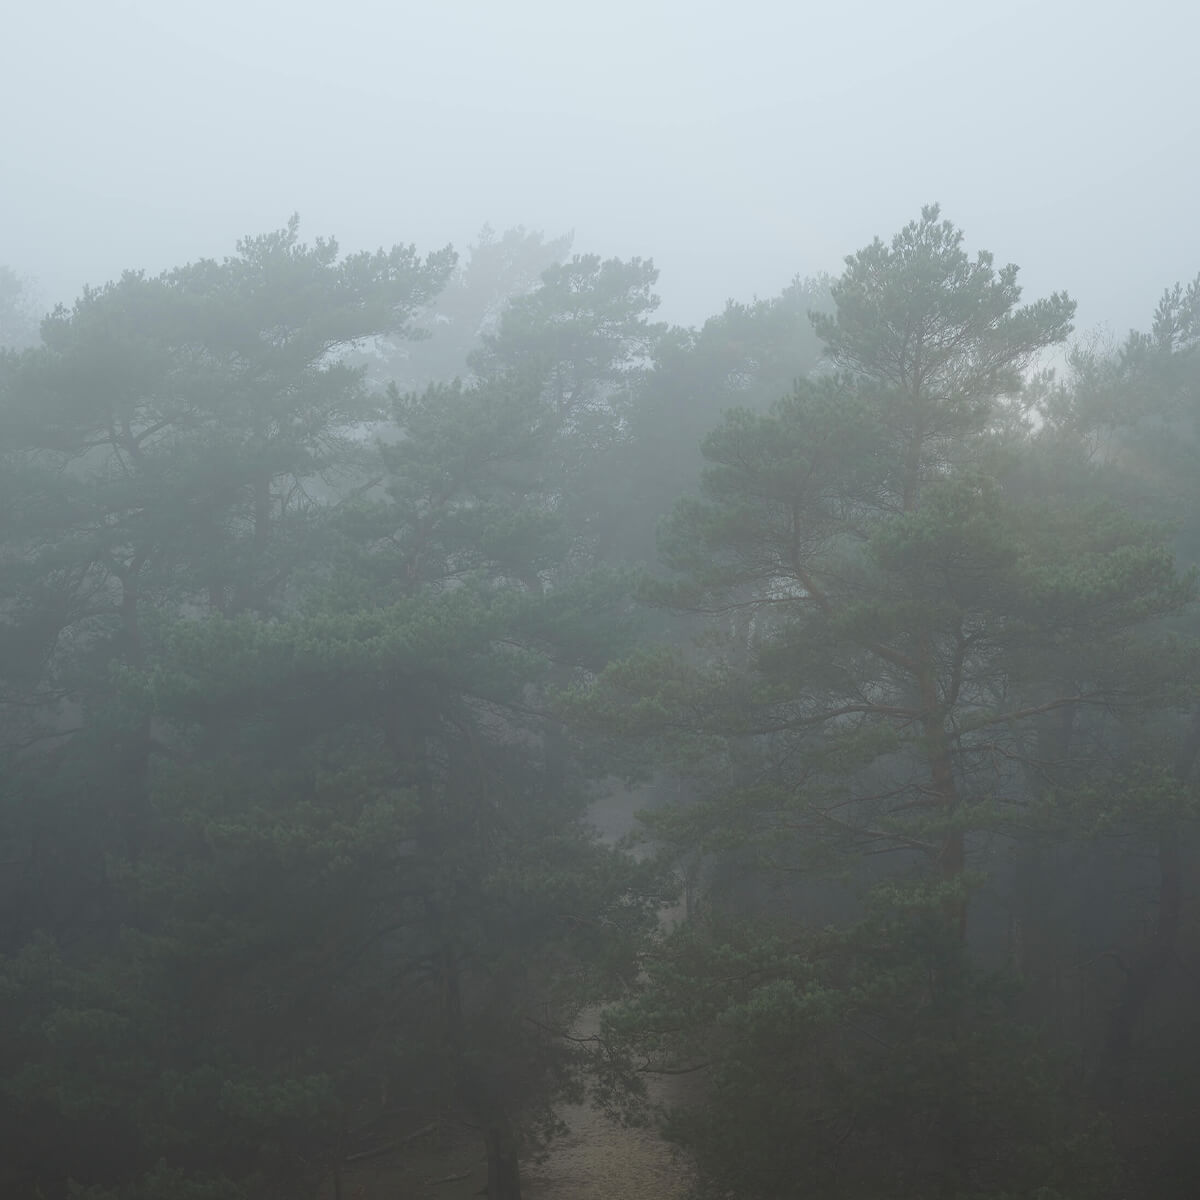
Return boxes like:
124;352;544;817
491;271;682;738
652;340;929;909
1103;706;1197;1102
254;470;271;555
1104;823;1181;1103
233;468;272;612
485;1119;522;1200
918;636;965;940
116;562;151;861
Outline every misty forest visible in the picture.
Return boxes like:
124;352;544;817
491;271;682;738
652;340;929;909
2;207;1200;1200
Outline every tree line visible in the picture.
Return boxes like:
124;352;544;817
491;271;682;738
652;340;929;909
1;209;1197;1199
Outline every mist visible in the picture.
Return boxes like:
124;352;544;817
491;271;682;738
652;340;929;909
5;0;1197;332
5;6;1200;1200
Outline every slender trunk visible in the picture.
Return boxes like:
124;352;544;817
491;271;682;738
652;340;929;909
917;634;972;1198
1105;823;1182;1101
116;716;152;863
116;562;151;861
917;636;965;939
254;471;271;555
485;1118;523;1200
903;420;965;938
1103;706;1197;1101
117;561;144;669
392;681;524;1200
233;469;272;613
1009;698;1078;1016
901;422;923;514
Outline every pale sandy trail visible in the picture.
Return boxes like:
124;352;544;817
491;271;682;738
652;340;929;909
524;998;694;1200
521;791;696;1199
524;1097;692;1199
335;788;695;1199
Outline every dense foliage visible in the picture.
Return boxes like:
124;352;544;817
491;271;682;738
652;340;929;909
1;210;1198;1200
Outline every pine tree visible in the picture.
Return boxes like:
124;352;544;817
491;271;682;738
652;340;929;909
577;208;1191;1199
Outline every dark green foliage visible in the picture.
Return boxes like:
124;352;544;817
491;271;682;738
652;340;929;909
578;209;1197;1200
613;902;1113;1200
0;218;673;1199
3;205;1198;1200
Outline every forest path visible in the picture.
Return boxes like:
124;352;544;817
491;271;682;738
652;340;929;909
336;1092;690;1200
334;788;692;1199
524;1090;692;1199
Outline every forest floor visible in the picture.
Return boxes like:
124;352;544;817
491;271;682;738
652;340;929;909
334;1078;691;1199
523;1089;693;1199
331;789;693;1199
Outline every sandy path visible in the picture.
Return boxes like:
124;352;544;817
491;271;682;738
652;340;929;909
335;790;693;1199
524;1097;692;1199
521;794;695;1198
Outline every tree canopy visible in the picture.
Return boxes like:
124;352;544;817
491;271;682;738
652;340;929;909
2;210;1198;1200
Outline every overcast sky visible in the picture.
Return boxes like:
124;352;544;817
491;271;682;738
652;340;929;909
3;0;1197;338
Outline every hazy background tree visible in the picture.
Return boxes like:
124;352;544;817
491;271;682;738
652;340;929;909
364;224;574;395
0;264;41;349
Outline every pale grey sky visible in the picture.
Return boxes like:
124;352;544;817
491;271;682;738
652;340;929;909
3;0;1197;336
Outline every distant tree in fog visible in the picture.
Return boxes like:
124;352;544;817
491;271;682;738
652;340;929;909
0;264;41;348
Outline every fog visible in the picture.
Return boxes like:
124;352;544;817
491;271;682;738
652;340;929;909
4;0;1197;331
8;7;1200;1199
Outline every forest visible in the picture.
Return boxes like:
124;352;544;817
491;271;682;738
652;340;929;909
1;207;1198;1200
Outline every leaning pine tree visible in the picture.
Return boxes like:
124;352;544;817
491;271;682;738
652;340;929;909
578;207;1193;1200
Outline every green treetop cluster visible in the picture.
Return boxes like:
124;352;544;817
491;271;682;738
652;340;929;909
1;210;1198;1200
